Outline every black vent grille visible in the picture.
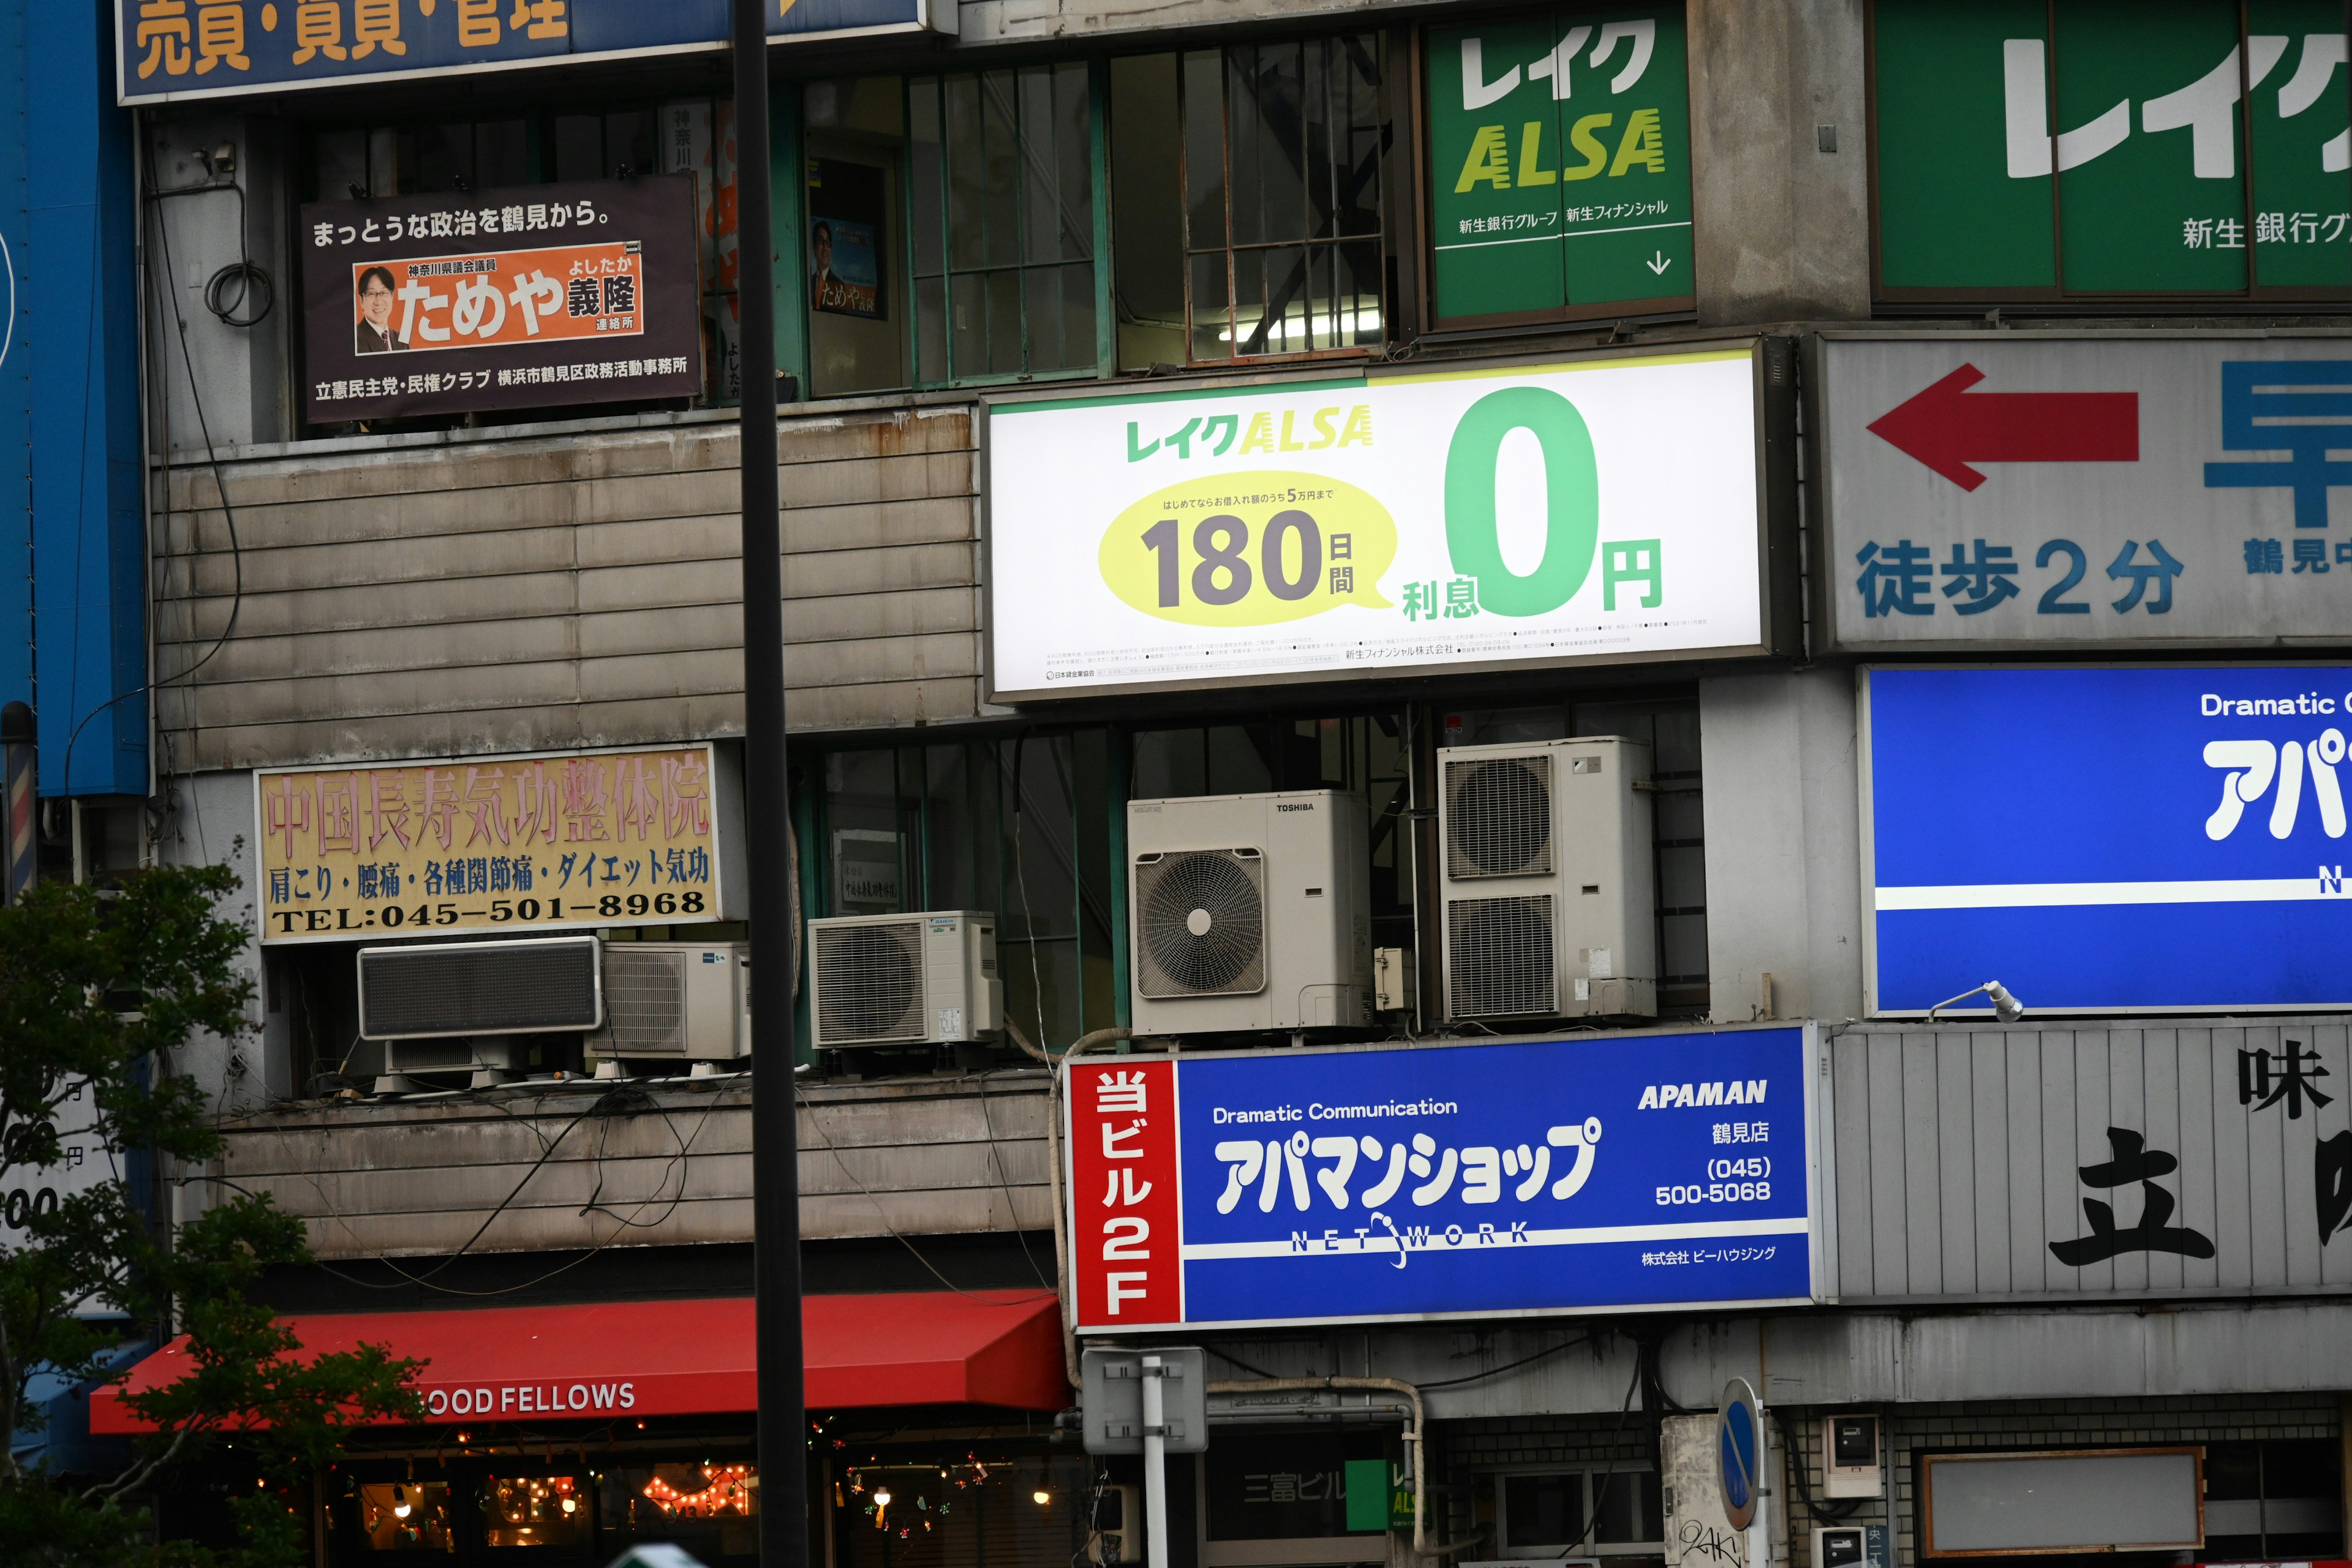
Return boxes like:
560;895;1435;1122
1136;849;1265;997
1445;755;1553;879
360;939;600;1039
1446;894;1555;1019
813;920;926;1044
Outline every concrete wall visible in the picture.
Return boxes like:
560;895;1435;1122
153;401;983;772
1686;0;1872;325
210;1071;1050;1259
1698;668;1865;1025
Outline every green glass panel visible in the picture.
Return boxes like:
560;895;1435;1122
1424;7;1692;323
2248;0;2352;287
2054;0;2246;292
1872;0;2057;289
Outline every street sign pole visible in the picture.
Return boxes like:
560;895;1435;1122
734;1;810;1564
1141;1356;1171;1568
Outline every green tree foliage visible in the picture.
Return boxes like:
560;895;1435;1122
0;865;423;1567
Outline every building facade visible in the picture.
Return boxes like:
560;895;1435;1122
61;0;2352;1564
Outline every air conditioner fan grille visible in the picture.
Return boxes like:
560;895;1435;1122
596;948;688;1052
1446;755;1553;878
1136;850;1266;997
1447;893;1555;1019
815;921;926;1044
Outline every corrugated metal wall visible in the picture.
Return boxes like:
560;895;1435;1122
153;402;981;772
215;1072;1050;1259
1829;1022;2352;1303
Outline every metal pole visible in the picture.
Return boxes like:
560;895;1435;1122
1141;1355;1170;1568
734;2;808;1564
2;701;34;902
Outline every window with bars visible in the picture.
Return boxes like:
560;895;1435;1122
908;64;1099;384
1112;36;1389;368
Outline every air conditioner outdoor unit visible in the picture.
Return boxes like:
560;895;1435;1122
1438;737;1656;1023
806;910;1000;1049
358;936;604;1091
587;942;750;1066
1127;790;1371;1037
358;936;603;1039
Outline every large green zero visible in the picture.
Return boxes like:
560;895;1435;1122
1443;386;1599;616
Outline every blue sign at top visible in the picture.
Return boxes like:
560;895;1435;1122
118;0;944;105
1864;664;2352;1015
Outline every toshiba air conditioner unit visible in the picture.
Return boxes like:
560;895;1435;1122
587;942;750;1066
1127;790;1371;1037
806;911;1001;1049
1438;737;1656;1022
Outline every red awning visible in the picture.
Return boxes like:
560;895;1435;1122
90;1291;1066;1434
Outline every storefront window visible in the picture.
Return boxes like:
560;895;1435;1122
833;1450;1095;1568
355;1482;455;1552
602;1461;760;1558
1497;1468;1663;1558
1112;36;1386;367
478;1472;592;1548
1204;1428;1391;1548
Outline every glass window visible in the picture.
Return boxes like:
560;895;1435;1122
353;1482;454;1552
834;1450;1095;1568
478;1472;592;1548
1498;1469;1662;1555
1117;36;1385;364
604;1461;758;1559
910;63;1098;383
2206;1439;2345;1561
805;77;913;398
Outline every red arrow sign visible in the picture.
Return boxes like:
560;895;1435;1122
1866;363;2139;491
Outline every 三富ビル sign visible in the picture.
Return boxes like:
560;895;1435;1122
1871;0;2351;297
1063;1028;1822;1335
254;743;735;945
1820;336;2352;649
118;0;949;106
1863;664;2352;1015
300;176;699;424
985;347;1772;701
1424;6;1694;326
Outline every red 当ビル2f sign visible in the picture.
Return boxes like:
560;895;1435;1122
1067;1058;1183;1329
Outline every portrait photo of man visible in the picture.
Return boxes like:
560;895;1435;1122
354;265;406;353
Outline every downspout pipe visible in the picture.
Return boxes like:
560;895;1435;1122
1203;1376;1478;1560
1008;1020;1133;1389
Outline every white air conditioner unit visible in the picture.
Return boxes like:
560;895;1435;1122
1127;790;1371;1036
587;942;750;1065
1438;737;1656;1022
806;910;1000;1049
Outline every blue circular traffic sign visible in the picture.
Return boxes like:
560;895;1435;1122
1716;1378;1763;1531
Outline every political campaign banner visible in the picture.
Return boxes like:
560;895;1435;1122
300;175;698;423
1063;1027;1822;1334
1863;663;2352;1014
986;345;1773;701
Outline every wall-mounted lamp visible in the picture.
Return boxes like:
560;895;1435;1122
1926;979;2024;1024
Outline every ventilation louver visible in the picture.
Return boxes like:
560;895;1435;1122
1446;893;1556;1019
813;918;927;1045
1135;848;1267;998
1445;755;1554;878
358;937;601;1040
597;946;689;1053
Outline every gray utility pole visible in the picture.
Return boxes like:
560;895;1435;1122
733;0;810;1563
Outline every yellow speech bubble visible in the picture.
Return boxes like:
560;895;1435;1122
1099;472;1398;627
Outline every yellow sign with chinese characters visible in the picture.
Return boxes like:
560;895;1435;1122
253;744;725;944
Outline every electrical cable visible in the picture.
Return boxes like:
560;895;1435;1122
1540;1344;1645;1559
794;1072;1055;1306
1417;1332;1598;1391
1773;1406;1862;1523
62;143;251;790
